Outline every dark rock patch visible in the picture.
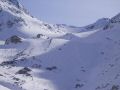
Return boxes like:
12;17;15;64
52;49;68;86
46;66;57;71
16;67;31;76
5;35;22;45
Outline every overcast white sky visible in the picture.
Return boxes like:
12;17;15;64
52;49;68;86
20;0;120;26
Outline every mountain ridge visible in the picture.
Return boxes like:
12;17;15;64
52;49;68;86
0;0;120;90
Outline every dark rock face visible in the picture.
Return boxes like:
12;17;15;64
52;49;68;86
5;35;22;44
111;85;119;90
102;13;120;30
0;60;16;66
16;67;31;76
36;34;44;38
46;66;57;71
111;13;120;23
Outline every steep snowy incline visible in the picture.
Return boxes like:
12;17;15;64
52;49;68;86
1;21;120;90
0;0;120;90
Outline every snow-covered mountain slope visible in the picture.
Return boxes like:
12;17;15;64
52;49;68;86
84;18;110;30
0;0;120;90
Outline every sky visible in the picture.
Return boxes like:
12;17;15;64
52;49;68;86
20;0;120;26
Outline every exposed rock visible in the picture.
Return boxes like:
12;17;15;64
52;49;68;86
5;35;22;44
111;13;120;23
46;66;57;71
0;60;16;66
111;85;119;90
75;83;84;88
37;34;43;38
16;67;31;76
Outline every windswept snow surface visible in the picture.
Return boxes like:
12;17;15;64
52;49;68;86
0;0;120;90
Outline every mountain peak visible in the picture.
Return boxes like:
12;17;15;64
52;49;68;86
0;0;28;14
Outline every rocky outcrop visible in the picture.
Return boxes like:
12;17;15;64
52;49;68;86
5;35;22;44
